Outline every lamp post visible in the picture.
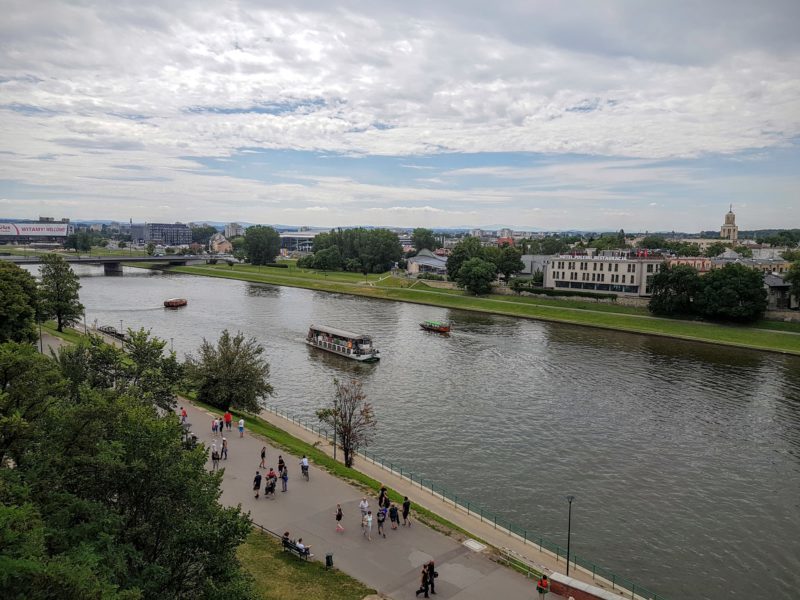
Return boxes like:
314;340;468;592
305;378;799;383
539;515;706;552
565;495;575;576
170;337;174;353
119;319;123;337
38;320;43;353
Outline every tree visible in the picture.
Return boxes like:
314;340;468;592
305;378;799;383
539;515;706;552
411;228;437;252
0;262;38;343
497;246;524;283
456;257;497;295
784;261;800;299
446;236;483;280
647;264;701;316
191;225;218;245
38;254;83;332
117;240;126;249
694;263;768;322
145;242;156;256
64;231;93;252
639;235;666;249
314;246;342;273
316;378;376;468
359;229;402;273
185;329;274;412
704;241;728;257
244;225;281;265
539;236;569;255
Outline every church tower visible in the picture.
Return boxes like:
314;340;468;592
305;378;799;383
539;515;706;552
720;205;738;242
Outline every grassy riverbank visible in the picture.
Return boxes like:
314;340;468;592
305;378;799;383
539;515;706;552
167;263;800;355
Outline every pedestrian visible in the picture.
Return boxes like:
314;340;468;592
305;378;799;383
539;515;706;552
278;455;285;475
281;466;288;492
363;510;373;540
426;560;437;595
259;446;266;468
211;448;220;471
415;565;429;598
180;406;187;424
536;574;549;599
238;417;245;438
212;418;218;436
335;504;344;532
402;496;412;526
359;497;369;525
253;471;262;499
221;437;228;460
224;410;233;431
378;485;387;507
382;493;390;511
377;507;387;538
389;503;399;529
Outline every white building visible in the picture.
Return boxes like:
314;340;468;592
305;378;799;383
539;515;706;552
544;253;667;296
224;222;245;239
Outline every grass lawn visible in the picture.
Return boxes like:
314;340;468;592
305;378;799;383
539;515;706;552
41;322;85;345
168;264;800;355
239;530;375;600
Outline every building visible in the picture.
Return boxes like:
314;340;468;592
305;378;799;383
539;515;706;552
146;222;191;246
497;237;515;247
224;222;245;239
0;218;71;245
279;230;323;253
406;249;448;276
763;274;794;310
667;257;712;273
208;233;233;254
711;256;792;275
520;254;552;276
130;223;147;244
720;205;739;242
544;252;667;296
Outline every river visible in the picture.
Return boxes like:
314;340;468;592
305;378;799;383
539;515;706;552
40;265;800;600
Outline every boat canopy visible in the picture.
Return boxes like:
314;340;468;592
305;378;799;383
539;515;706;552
309;324;371;341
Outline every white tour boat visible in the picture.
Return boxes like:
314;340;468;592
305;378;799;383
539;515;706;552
305;325;380;362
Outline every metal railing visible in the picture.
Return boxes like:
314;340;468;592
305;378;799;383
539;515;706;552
262;404;668;600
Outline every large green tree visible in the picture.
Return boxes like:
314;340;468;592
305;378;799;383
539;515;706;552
497;246;525;283
456;257;497;295
244;225;281;265
648;264;702;317
38;254;83;332
313;246;342;272
0;262;38;343
411;228;437;252
704;241;729;258
784;261;800;299
694;263;768;322
446;236;484;280
191;225;218;245
185;330;274;412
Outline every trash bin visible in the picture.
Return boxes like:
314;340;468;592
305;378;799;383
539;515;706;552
325;553;334;569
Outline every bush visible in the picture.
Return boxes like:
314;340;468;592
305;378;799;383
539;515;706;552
417;272;445;280
511;280;617;300
263;263;289;268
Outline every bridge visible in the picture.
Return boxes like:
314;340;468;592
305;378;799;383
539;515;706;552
0;254;216;275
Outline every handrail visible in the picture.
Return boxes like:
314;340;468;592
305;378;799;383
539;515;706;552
261;404;668;600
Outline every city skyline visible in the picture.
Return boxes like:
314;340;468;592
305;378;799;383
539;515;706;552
1;1;799;230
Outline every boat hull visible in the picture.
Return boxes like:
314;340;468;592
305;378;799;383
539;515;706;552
305;340;380;362
164;298;188;308
420;324;450;333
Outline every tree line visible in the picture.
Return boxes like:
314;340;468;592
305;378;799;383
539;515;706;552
298;227;403;274
445;237;524;294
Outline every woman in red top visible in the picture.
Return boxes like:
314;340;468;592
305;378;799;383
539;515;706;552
536;574;549;598
224;411;233;431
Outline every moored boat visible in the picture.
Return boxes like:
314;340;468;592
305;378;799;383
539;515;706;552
164;298;188;308
305;324;380;362
420;320;450;333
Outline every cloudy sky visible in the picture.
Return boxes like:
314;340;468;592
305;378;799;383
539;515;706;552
1;0;799;231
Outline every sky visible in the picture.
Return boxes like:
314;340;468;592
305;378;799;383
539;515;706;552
1;0;799;231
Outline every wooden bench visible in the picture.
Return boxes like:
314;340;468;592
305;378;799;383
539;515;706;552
282;538;312;560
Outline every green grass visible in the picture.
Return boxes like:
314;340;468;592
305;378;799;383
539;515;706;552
239;530;375;600
41;322;86;345
167;264;800;355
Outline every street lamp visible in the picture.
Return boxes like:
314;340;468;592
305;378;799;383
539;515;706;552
565;495;575;576
119;319;123;337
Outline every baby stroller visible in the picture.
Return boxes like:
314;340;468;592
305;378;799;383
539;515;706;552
264;476;277;498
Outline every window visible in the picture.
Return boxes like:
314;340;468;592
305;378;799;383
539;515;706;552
593;263;597;271
599;263;604;271
622;275;626;283
615;263;619;272
647;264;653;273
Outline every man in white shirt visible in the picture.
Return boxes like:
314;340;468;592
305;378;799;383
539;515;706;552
238;418;245;438
295;538;311;555
359;497;369;526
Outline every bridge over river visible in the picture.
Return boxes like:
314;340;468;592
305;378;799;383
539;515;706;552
0;253;213;275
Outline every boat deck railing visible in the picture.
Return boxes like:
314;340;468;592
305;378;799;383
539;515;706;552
261;403;669;600
309;339;377;357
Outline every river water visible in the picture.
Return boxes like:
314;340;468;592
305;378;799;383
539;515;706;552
45;266;800;599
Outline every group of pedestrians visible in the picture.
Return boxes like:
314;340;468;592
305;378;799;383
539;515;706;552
415;559;437;598
211;412;246;438
354;487;412;541
210;437;229;470
252;452;301;498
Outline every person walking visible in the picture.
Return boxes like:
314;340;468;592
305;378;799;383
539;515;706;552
402;496;412;526
253;471;262;499
180;406;187;424
377;507;387;538
280;466;288;492
426;560;437;595
536;574;549;599
277;455;285;475
359;497;369;526
335;504;344;532
363;510;373;541
259;446;267;468
221;437;228;460
389;503;399;529
378;485;387;507
415;565;429;598
212;418;218;436
224;410;233;431
238;417;245;438
211;448;220;471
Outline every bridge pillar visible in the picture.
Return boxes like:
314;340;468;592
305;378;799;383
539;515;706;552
103;262;123;276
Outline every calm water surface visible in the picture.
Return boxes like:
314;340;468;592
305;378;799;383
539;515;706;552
52;266;800;600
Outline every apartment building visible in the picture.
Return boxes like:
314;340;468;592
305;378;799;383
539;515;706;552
545;253;666;296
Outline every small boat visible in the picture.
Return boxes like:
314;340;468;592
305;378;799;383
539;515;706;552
306;324;380;362
164;298;188;308
420;320;450;333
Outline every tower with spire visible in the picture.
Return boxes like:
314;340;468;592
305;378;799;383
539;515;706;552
720;205;738;242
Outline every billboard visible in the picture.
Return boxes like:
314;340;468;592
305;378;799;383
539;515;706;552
0;222;69;237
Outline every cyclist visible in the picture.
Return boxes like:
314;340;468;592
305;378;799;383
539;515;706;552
300;455;309;480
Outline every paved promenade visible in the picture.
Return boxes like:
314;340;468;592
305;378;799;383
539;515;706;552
183;402;562;600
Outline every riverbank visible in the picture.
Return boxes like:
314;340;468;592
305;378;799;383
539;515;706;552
164;263;800;355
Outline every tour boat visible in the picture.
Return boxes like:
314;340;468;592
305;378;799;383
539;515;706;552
305;325;380;362
420;320;451;333
164;298;188;308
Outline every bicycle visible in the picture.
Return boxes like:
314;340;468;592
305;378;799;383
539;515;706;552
300;464;309;481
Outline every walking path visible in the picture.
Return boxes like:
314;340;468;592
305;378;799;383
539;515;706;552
183;402;563;600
